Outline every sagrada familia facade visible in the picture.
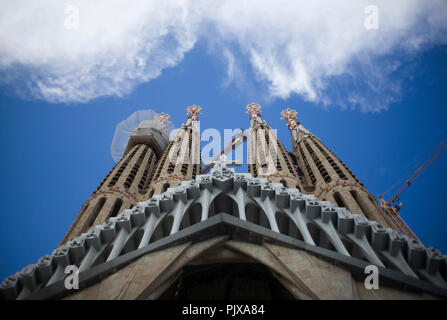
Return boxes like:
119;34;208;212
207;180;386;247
1;104;446;300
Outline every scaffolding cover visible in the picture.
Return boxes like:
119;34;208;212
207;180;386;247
111;109;175;163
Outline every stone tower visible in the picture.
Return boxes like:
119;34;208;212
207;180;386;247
60;114;172;245
246;103;302;190
2;104;447;301
147;105;202;196
280;108;390;227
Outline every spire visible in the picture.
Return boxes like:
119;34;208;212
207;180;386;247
280;108;300;142
246;103;266;128
280;108;311;142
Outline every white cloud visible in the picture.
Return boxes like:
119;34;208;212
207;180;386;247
0;1;446;110
0;0;198;103
202;0;447;111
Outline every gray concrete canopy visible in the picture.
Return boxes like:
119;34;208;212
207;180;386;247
2;167;446;300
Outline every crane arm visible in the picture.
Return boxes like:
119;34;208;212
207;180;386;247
379;139;447;240
385;140;447;207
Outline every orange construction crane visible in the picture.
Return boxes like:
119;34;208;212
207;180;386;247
378;140;447;241
201;129;248;174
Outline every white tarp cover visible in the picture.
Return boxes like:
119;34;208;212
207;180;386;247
111;109;175;162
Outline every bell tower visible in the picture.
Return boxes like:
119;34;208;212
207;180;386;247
281;108;391;226
246;103;302;190
60;113;171;245
147;105;202;195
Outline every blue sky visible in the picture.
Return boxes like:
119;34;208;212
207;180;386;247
0;1;447;280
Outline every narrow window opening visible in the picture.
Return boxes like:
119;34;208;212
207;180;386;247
280;179;287;188
350;190;371;218
85;197;106;230
109;198;123;218
333;192;346;208
162;183;170;193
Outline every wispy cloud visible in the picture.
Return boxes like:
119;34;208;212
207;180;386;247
0;0;446;111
